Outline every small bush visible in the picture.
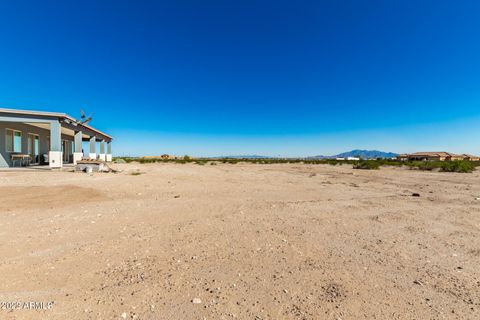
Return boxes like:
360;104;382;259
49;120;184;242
113;157;136;163
353;160;380;170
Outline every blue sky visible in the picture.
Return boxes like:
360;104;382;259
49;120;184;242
1;0;479;156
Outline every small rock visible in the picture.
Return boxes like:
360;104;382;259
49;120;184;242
192;298;202;304
121;312;127;319
413;280;424;286
174;195;180;198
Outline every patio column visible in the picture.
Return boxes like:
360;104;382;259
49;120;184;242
89;136;96;160
73;130;83;164
49;120;62;168
106;141;112;162
98;140;106;161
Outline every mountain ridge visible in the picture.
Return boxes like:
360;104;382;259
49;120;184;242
309;149;398;159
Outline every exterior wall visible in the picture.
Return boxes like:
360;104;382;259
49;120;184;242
0;122;74;168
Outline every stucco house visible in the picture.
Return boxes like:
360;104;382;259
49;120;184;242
462;154;480;161
0;108;112;168
398;152;479;162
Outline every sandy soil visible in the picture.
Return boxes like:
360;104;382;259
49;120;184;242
0;163;479;319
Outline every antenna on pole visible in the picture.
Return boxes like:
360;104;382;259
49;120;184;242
78;108;93;125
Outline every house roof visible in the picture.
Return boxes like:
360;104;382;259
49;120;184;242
0;107;112;140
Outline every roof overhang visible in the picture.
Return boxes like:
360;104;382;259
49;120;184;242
0;108;112;142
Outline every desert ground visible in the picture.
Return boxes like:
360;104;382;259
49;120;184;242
0;162;479;319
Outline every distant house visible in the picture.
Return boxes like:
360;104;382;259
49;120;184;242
398;152;480;161
462;154;480;161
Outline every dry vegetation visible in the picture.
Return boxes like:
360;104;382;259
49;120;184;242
116;156;480;173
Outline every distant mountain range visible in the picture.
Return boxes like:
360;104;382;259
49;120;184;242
308;149;398;159
213;150;398;160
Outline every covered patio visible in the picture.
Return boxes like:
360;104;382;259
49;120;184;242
0;108;112;168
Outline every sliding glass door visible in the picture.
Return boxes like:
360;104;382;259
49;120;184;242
62;140;74;163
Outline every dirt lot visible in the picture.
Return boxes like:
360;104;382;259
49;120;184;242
0;163;479;319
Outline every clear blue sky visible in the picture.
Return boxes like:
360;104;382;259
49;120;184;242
1;0;479;156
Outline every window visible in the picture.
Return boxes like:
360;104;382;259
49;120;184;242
5;129;22;152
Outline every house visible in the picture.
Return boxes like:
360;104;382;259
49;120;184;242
406;152;451;161
0;108;112;168
399;152;480;161
462;154;480;161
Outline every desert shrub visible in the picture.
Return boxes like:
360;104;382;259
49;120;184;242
417;161;439;171
404;160;475;173
440;160;475;173
329;162;339;166
353;160;380;170
469;161;480;168
139;158;156;164
374;159;403;167
113;157;137;163
404;161;436;171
